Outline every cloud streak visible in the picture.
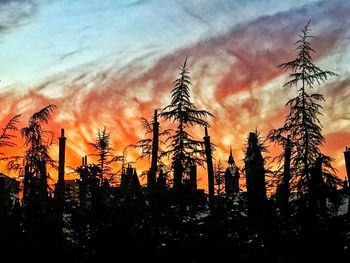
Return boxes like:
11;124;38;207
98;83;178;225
0;0;349;186
0;0;38;35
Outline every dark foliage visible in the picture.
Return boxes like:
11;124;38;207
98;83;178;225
0;114;21;149
131;111;171;167
0;22;349;263
21;104;57;169
160;58;214;166
89;127;114;182
267;22;342;208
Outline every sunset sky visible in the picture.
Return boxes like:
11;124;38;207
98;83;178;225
0;0;349;188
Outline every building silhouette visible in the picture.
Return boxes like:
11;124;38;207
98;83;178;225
224;147;240;196
121;164;142;197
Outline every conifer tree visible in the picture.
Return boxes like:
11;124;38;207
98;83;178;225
22;105;56;165
21;105;56;200
160;58;213;187
90;127;114;183
268;22;340;201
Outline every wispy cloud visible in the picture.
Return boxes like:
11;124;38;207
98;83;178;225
0;0;38;35
0;0;349;183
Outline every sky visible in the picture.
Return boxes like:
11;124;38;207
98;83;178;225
0;0;349;187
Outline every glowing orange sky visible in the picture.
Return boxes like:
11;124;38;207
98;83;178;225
0;0;349;190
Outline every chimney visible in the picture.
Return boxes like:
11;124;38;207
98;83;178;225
58;129;66;185
203;127;214;203
56;128;66;204
148;109;159;190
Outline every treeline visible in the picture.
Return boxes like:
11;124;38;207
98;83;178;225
0;22;349;263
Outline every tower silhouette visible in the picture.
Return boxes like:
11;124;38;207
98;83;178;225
224;146;240;196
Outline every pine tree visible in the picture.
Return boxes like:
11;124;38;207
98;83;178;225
267;22;340;204
89;127;114;184
20;105;57;244
21;105;56;164
21;104;57;201
160;58;213;188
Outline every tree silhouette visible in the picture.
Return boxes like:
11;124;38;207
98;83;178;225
267;22;340;209
1;20;350;263
109;146;132;186
132;110;171;164
160;58;213;188
16;105;59;256
131;110;172;188
21;105;56;167
0;114;21;150
0;115;22;174
214;159;225;196
21;104;56;201
89;127;114;184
